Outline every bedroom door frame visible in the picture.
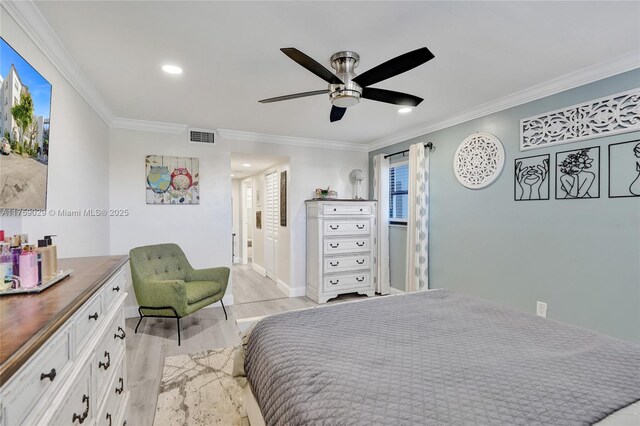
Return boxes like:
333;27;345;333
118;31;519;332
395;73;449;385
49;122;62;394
241;178;252;265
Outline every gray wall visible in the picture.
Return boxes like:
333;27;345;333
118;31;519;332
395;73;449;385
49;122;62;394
370;69;640;342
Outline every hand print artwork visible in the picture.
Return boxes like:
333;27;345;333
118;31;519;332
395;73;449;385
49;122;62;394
608;140;640;198
146;156;200;204
514;154;549;201
555;147;600;200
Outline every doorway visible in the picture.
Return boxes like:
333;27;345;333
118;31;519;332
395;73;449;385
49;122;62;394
230;153;290;305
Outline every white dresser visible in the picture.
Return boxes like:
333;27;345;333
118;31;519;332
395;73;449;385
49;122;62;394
306;200;377;303
0;256;129;426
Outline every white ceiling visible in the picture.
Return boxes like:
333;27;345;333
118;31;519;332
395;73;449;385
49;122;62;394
34;1;640;145
230;153;288;179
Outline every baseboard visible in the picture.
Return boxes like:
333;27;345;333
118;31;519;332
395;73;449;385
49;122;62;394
123;294;234;319
275;278;306;298
250;263;266;276
289;286;306;297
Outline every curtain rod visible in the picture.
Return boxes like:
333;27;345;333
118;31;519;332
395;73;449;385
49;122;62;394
383;142;435;159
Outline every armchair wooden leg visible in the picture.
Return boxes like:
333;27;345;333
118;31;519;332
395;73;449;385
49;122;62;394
220;300;228;320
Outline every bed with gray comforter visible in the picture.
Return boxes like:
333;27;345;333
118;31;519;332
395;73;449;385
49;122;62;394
244;290;640;425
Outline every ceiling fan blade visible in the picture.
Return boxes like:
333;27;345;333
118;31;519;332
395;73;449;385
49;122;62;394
362;87;423;107
353;47;434;87
330;106;347;122
281;48;343;85
259;89;329;103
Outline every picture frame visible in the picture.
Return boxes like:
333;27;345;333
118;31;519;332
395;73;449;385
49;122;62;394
555;146;600;200
280;170;287;227
608;140;640;198
514;154;550;201
145;155;199;204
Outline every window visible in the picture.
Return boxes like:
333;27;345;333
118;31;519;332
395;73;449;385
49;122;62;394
389;162;409;224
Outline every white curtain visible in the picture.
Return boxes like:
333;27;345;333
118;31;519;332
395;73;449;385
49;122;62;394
405;143;430;292
373;154;390;295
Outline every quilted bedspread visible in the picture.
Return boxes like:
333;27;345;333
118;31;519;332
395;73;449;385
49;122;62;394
244;290;640;425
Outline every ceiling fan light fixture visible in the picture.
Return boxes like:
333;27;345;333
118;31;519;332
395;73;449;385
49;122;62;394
331;90;361;107
398;107;413;114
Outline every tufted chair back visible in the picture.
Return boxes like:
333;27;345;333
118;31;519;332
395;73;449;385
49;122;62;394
130;243;192;285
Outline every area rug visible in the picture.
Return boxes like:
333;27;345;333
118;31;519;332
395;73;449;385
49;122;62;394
154;347;245;426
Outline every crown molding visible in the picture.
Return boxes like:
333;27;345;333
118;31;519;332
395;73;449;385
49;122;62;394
367;51;640;151
217;129;369;152
110;117;188;134
2;0;115;125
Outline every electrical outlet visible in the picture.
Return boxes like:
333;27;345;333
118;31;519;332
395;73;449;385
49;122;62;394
536;301;547;318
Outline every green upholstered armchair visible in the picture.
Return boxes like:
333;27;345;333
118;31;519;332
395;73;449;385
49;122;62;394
129;243;230;345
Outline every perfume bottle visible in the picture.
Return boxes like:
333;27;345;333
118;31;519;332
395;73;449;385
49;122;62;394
19;247;38;289
0;242;13;290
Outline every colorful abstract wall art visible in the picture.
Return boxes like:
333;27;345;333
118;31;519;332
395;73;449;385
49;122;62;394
609;140;640;198
555;146;600;200
145;155;199;204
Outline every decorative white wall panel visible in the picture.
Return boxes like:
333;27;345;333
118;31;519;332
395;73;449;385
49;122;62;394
520;88;640;151
453;133;505;189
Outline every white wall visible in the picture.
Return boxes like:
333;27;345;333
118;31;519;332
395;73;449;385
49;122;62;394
0;8;110;257
108;128;368;306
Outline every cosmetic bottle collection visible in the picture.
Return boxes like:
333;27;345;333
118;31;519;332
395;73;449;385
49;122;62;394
0;230;59;292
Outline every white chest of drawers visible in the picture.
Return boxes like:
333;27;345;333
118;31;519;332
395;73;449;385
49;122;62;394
0;256;129;426
306;200;377;303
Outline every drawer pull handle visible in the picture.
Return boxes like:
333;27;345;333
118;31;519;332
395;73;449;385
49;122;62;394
116;377;124;394
329;261;339;267
330;280;339;285
114;326;126;340
99;351;111;371
333;208;336;211
329;225;339;230
356;277;365;282
329;243;339;248
356;259;365;265
88;312;99;321
72;394;89;424
356;242;365;247
356;224;365;229
40;368;56;382
112;286;120;292
106;413;112;426
359;208;363;211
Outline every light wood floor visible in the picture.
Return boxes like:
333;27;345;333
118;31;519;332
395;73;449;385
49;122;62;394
232;264;288;304
125;273;388;425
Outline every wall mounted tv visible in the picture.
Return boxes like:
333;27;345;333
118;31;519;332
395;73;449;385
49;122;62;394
0;37;52;210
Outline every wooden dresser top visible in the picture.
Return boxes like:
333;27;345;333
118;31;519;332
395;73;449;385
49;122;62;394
0;255;129;384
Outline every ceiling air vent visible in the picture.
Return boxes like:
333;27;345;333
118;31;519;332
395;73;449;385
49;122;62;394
189;128;216;144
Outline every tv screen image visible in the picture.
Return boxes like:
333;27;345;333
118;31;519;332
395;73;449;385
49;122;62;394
0;37;52;210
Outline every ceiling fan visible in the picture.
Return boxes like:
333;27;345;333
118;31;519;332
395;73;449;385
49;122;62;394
259;47;435;122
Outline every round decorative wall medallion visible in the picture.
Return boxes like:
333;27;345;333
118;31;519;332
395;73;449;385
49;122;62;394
453;132;505;189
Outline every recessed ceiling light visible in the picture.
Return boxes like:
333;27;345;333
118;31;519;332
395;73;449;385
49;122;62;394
398;107;412;114
243;163;252;167
162;64;183;74
230;174;234;177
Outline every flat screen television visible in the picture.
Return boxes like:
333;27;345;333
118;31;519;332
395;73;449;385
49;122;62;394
0;37;52;210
